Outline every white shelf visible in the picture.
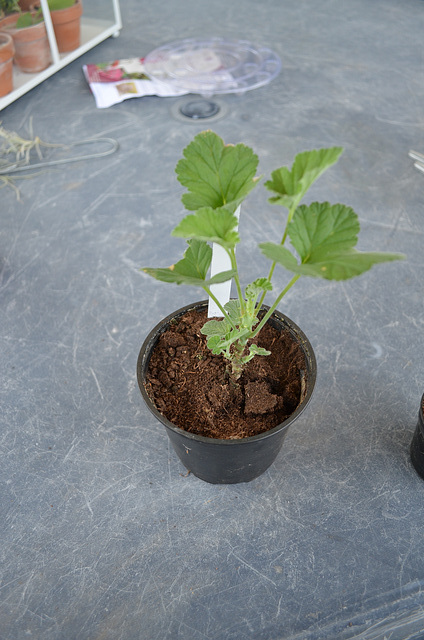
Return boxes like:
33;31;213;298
0;0;122;111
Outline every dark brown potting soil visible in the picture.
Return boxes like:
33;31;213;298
145;308;308;439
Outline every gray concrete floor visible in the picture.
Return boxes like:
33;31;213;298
1;1;424;638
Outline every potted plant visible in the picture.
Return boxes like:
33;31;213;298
27;0;82;53
137;130;404;484
46;0;82;53
0;0;82;68
0;5;51;73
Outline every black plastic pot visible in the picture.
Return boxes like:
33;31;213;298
137;301;317;484
410;394;424;480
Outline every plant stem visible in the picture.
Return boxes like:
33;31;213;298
229;248;246;315
280;202;297;246
250;273;301;340
203;286;236;327
257;203;296;310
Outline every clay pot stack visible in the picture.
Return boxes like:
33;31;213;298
0;0;82;95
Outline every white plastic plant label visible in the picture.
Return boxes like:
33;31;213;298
208;205;241;317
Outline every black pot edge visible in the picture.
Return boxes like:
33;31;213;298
136;300;317;446
410;392;424;480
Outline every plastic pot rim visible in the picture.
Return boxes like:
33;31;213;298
137;300;317;446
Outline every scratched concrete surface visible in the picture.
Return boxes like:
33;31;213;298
1;0;424;638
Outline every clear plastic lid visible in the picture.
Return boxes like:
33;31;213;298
144;37;281;96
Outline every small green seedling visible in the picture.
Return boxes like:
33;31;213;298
48;0;75;10
12;0;74;27
143;131;404;380
0;0;20;16
15;8;43;27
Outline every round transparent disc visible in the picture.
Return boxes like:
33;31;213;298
144;37;281;96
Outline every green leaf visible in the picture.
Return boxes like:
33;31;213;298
245;278;273;301
223;299;242;324
201;318;229;338
142;266;235;287
207;270;238;285
206;335;224;354
259;243;300;271
16;10;43;27
249;344;271;357
48;0;75;10
1;0;20;13
291;250;405;281
215;327;251;350
16;13;32;27
244;278;273;320
289;201;360;262
288;202;404;274
180;238;212;279
260;241;403;280
172;206;240;250
176;130;259;211
265;147;343;212
259;200;405;281
142;239;236;287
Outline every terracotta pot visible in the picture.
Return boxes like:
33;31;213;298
0;32;14;97
0;12;51;73
50;0;82;53
137;301;317;484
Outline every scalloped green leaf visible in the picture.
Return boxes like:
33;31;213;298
260;202;404;283
291;250;405;280
288;201;360;262
265;147;343;212
245;278;273;300
201;318;229;338
249;344;271;357
206;335;224;354
142;239;236;286
223;299;242;324
260;240;403;280
172;206;240;250
176;130;259;211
